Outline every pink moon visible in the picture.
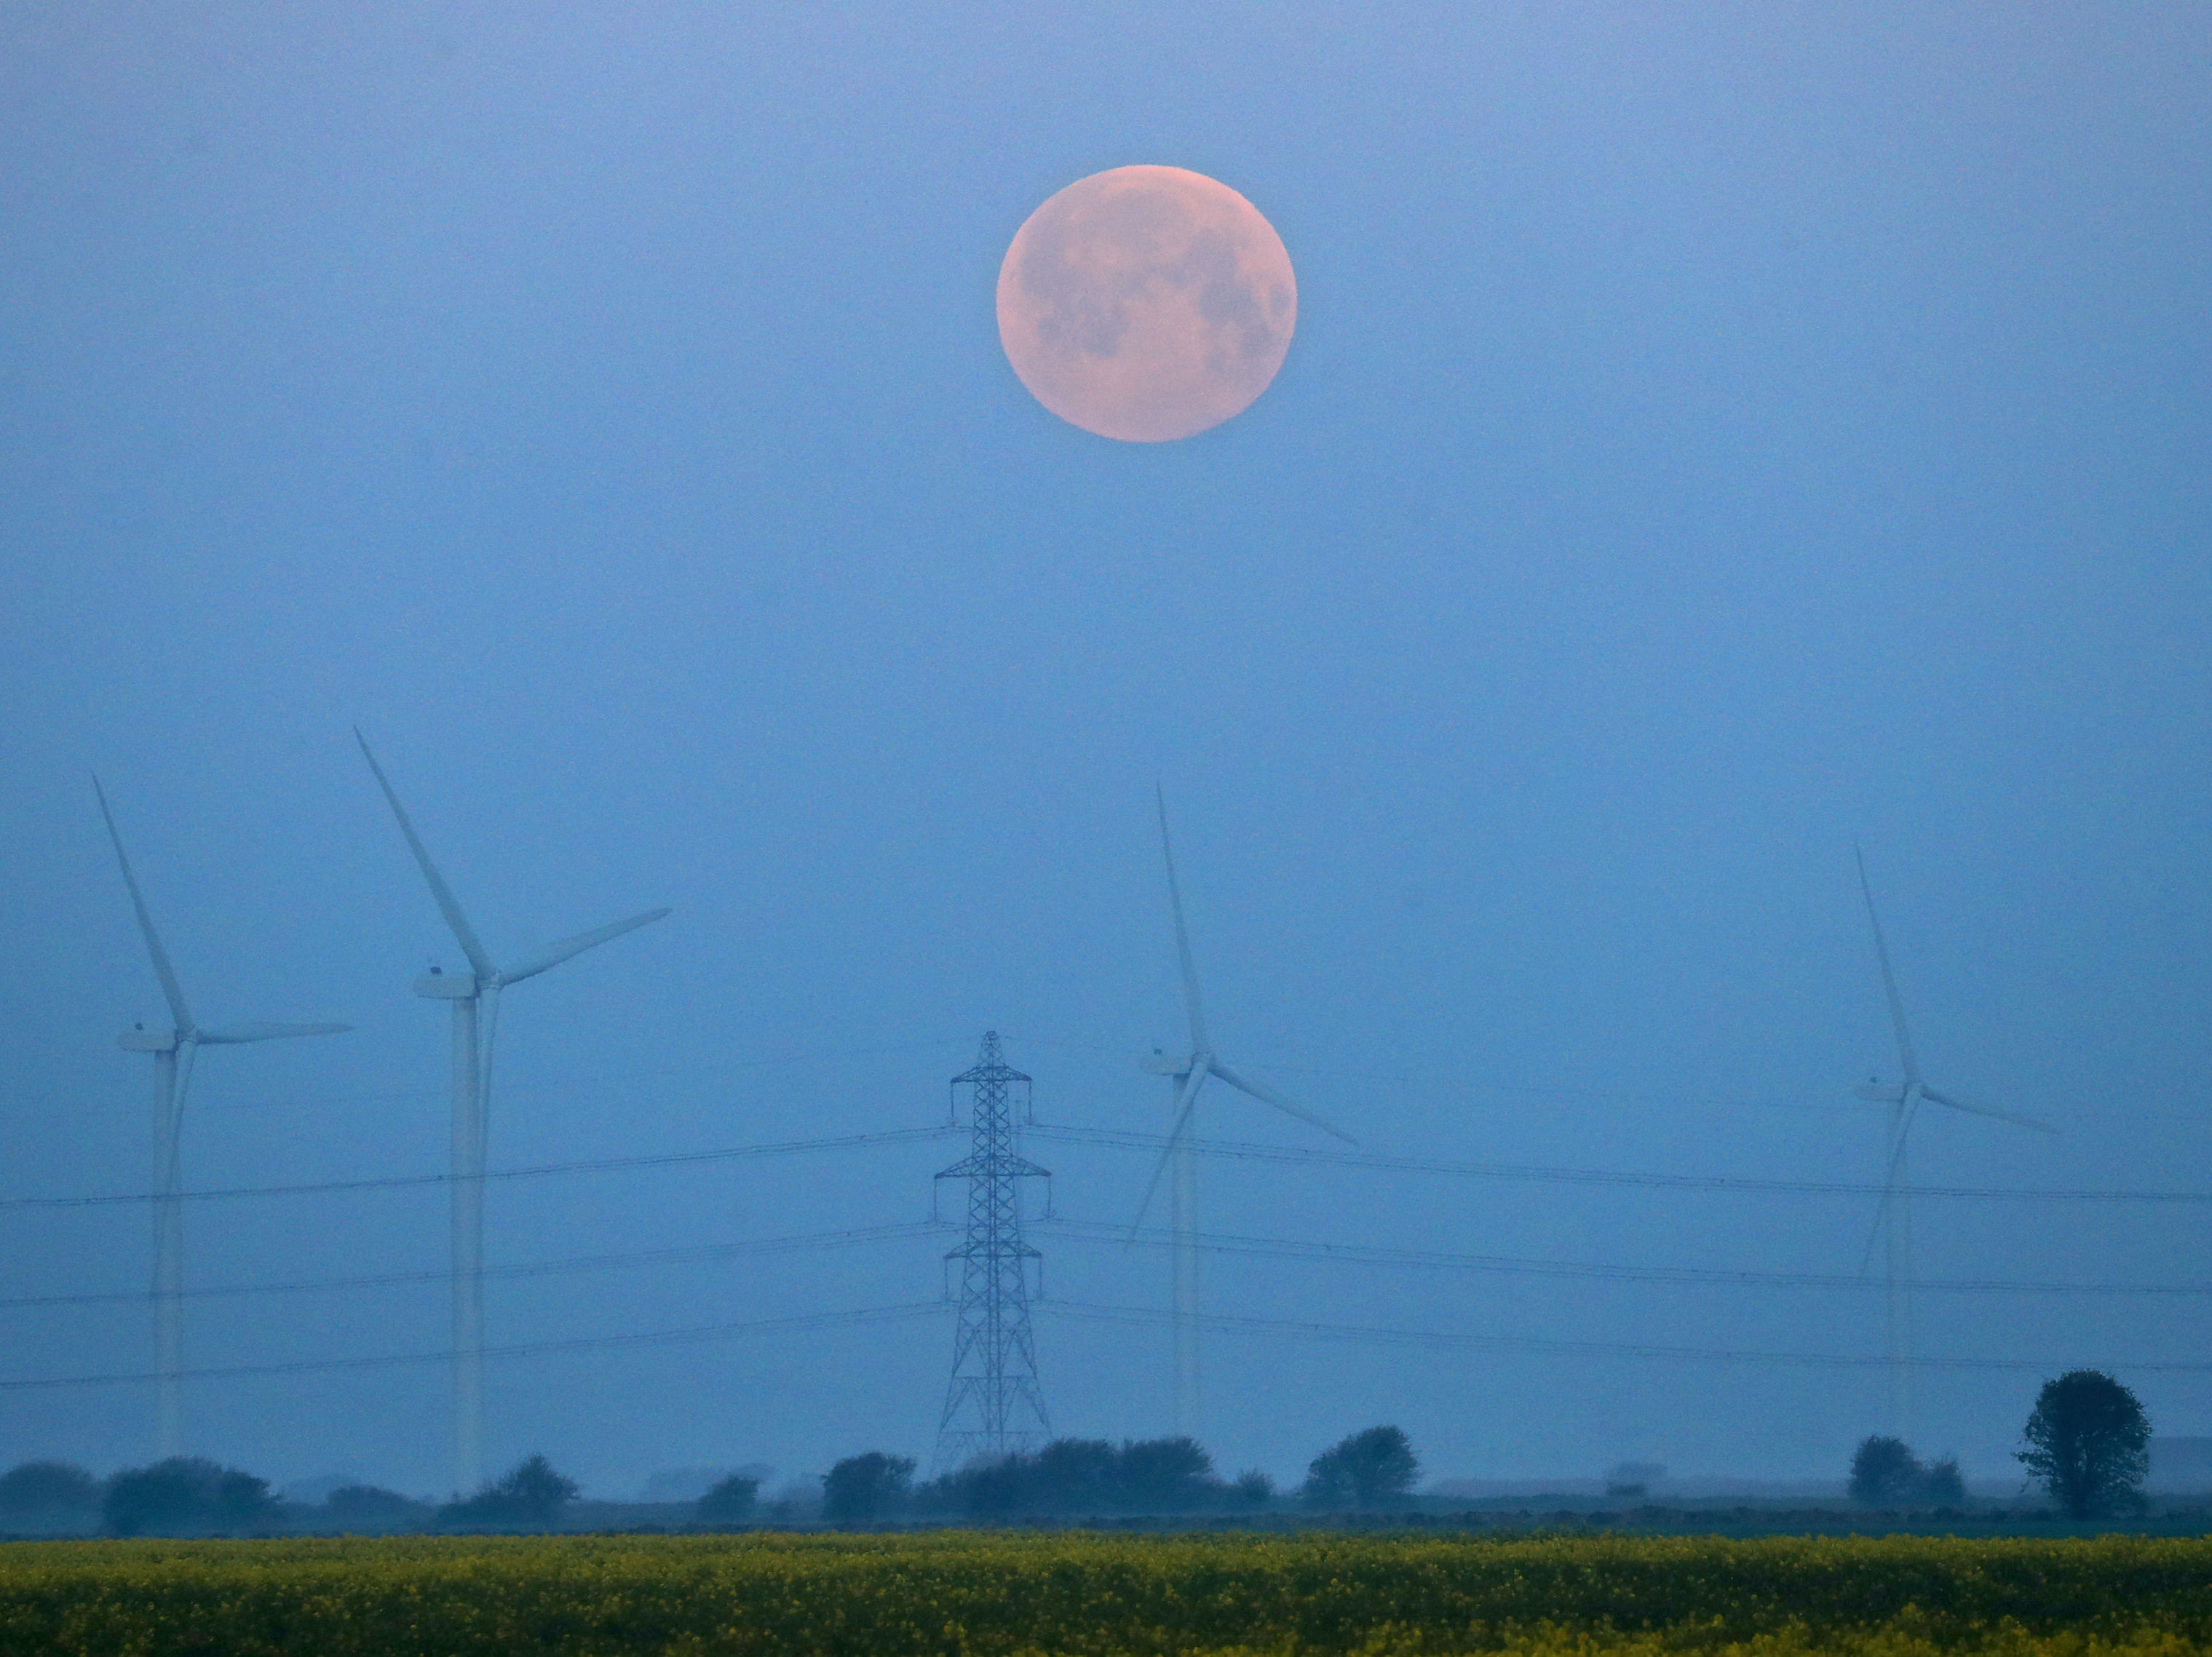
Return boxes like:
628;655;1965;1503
996;166;1298;442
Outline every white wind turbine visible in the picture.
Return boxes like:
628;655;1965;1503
1852;843;2053;1434
1133;787;1355;1435
356;732;668;1495
95;778;350;1458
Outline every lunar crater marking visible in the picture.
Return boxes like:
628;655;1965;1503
997;165;1297;442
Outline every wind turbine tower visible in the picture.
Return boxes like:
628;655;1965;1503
1852;844;2053;1434
1135;787;1354;1436
357;733;668;1495
95;779;350;1457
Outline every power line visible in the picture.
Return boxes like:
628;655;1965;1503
0;1223;951;1311
1039;1218;2212;1296
0;1303;949;1391
1040;1300;2212;1375
12;1118;2188;1217
14;1206;2184;1314
1002;1033;1878;1116
198;1037;983;1112
1028;1124;2212;1204
0;1126;958;1212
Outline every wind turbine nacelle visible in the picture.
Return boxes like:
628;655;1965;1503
414;971;477;999
117;1028;178;1052
1138;1052;1190;1076
1854;1082;1907;1103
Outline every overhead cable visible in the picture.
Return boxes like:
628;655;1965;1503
1036;1219;2212;1296
0;1222;950;1311
0;1303;948;1391
1040;1300;2212;1374
1028;1124;2212;1204
0;1126;958;1212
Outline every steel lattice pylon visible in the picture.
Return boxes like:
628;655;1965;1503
933;1031;1052;1469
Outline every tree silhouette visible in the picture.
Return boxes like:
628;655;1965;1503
2018;1370;2149;1519
1848;1437;1923;1505
696;1472;760;1526
1118;1437;1215;1511
821;1452;914;1525
1921;1456;1966;1505
0;1461;98;1521
101;1458;274;1536
443;1454;579;1525
1303;1426;1419;1509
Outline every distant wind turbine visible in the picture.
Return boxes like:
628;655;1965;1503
1133;786;1354;1436
356;731;668;1494
1852;843;2053;1434
95;777;350;1458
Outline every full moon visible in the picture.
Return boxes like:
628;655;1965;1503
996;166;1297;442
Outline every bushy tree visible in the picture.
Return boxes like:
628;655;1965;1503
1118;1437;1216;1511
0;1461;98;1521
821;1452;914;1525
695;1471;760;1525
102;1458;275;1536
322;1485;422;1522
1921;1456;1967;1505
1848;1437;1970;1506
442;1454;579;1526
923;1437;1240;1517
1234;1469;1275;1507
1033;1438;1121;1509
1848;1437;1924;1505
2018;1370;2150;1519
1303;1426;1419;1509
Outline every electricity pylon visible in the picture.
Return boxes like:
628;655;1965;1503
934;1032;1052;1469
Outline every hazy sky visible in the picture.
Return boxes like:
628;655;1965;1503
2;3;2206;1501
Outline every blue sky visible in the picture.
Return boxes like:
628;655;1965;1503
1;3;2205;1498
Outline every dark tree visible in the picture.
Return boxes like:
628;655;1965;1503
1921;1456;1967;1506
0;1461;98;1520
1234;1469;1275;1508
695;1472;760;1525
102;1458;275;1536
820;1452;915;1525
1034;1439;1120;1510
322;1485;421;1522
1303;1426;1420;1509
1848;1437;1924;1505
443;1454;580;1525
1117;1437;1215;1511
2018;1370;2150;1519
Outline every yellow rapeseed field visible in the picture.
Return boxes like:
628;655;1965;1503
1;1530;2209;1657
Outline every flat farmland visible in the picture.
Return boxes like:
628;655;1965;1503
4;1531;2210;1656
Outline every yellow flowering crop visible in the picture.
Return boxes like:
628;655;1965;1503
1;1530;2208;1656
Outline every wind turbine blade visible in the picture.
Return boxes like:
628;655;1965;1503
197;1022;352;1045
92;776;194;1035
497;907;671;985
168;1038;199;1184
1855;843;1919;1086
1919;1086;2058;1134
1128;1069;1206;1240
355;731;496;982
1155;785;1210;1055
1208;1058;1358;1145
1881;1092;1919;1196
